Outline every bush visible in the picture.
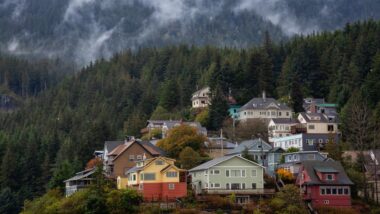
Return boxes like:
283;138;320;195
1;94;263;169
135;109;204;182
316;206;358;214
276;168;294;182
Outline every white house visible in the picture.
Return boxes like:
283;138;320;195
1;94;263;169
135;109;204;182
268;118;300;143
192;87;210;108
237;91;292;122
297;112;339;134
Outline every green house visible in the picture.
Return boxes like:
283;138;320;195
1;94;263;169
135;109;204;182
189;155;272;203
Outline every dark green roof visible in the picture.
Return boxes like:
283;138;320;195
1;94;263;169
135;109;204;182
313;166;338;173
317;103;338;108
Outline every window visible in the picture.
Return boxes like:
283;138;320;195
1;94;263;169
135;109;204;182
307;154;316;160
129;155;135;161
205;170;208;176
230;169;245;177
286;112;289;116
279;112;282;116
344;188;349;195
318;139;323;144
242;183;246;189
306;139;314;146
321;188;326;195
326;188;331;194
155;160;164;165
226;183;230;189
326;174;334;181
166;172;177;177
323;200;329;205
332;188;337;195
308;125;315;129
168;183;175;190
251;169;257;177
252;183;256;189
271;111;276;116
137;155;142;161
226;170;230;177
205;183;208;188
328;125;334;132
142;173;155;180
210;169;220;175
338;188;343;195
211;183;220;188
132;174;136;181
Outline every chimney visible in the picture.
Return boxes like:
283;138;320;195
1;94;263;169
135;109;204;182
262;91;266;102
310;103;316;113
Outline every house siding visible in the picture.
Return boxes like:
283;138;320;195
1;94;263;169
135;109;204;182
112;143;155;178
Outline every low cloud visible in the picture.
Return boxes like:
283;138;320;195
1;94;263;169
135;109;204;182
234;0;319;35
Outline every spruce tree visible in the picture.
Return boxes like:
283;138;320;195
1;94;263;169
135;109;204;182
208;86;229;130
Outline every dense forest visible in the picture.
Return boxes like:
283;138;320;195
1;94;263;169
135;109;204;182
1;20;380;212
1;0;380;65
0;55;72;111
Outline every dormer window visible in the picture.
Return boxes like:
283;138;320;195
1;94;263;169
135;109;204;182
326;174;334;181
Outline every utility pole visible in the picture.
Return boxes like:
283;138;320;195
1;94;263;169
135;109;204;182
221;129;224;157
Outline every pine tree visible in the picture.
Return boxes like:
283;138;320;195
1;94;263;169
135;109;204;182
208;86;229;130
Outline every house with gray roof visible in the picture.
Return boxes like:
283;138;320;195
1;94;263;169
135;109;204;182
296;160;353;208
189;155;272;204
64;168;96;197
298;112;339;134
142;120;207;139
237;91;292;122
278;151;328;175
227;138;272;166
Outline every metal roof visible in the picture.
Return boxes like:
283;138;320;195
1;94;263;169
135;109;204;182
189;155;264;172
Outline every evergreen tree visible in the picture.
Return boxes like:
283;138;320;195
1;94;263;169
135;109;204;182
208;86;229;130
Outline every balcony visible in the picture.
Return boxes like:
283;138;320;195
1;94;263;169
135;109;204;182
201;188;275;195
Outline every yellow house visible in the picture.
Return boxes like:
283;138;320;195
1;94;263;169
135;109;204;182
126;157;187;201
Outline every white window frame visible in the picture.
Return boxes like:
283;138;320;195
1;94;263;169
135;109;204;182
251;169;257;177
168;183;175;190
166;171;178;178
326;174;334;181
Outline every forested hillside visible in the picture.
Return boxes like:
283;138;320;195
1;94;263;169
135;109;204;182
1;0;380;65
0;55;72;110
1;20;380;213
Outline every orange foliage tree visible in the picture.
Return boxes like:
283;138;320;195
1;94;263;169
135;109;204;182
157;125;207;158
277;168;294;182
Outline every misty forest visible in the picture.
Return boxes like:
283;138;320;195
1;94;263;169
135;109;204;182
1;0;380;213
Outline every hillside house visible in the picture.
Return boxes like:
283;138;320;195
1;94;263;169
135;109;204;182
272;133;340;151
278;151;328;176
142;120;207;138
296;161;353;208
126;157;187;201
227;138;272;166
192;86;211;108
298;112;339;134
205;137;237;158
268;118;301;142
189;155;272;204
105;139;164;184
237;91;292;122
64;168;96;197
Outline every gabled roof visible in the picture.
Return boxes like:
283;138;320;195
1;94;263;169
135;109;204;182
270;118;299;124
298;161;353;185
64;168;96;183
298;112;338;123
189;155;264;172
104;141;124;153
239;97;291;111
108;140;164;161
192;86;210;97
227;139;272;155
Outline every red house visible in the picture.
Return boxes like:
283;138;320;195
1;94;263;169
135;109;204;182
296;160;353;208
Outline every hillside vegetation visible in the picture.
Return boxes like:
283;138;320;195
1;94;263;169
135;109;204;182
1;20;380;213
